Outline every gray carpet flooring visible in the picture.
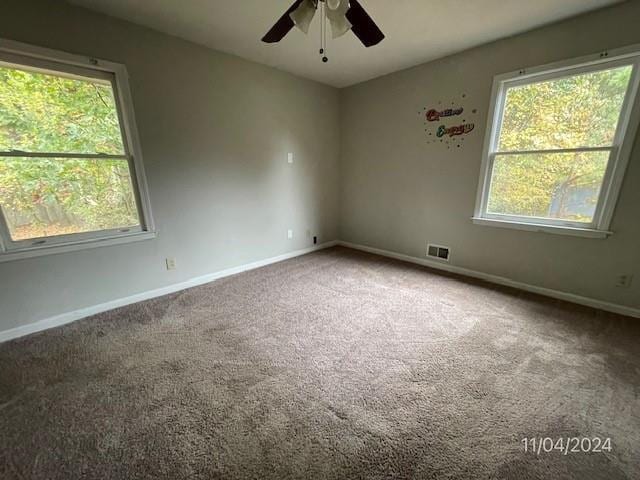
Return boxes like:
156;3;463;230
1;246;639;479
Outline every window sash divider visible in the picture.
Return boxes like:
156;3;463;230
490;146;614;157
5;224;144;250
0;151;129;160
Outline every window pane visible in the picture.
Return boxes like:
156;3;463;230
0;157;140;241
0;65;125;155
498;65;633;151
487;151;610;223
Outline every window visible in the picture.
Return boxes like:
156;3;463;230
0;40;154;260
474;46;640;238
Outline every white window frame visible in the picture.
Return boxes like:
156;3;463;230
0;39;155;262
473;45;640;239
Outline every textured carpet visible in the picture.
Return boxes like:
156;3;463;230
1;246;639;480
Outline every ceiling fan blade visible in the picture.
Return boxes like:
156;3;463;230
289;0;318;35
346;0;385;47
262;0;305;43
326;0;352;39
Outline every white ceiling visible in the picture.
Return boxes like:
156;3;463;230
67;0;622;88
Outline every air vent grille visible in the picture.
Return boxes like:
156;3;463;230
427;244;450;262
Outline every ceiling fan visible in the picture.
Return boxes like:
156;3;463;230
262;0;385;62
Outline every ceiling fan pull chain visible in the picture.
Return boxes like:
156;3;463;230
322;1;329;63
319;0;324;56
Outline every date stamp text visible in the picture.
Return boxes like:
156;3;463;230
521;437;611;455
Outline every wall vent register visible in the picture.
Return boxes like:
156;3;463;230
427;244;450;262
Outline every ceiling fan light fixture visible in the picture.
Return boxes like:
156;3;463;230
326;0;352;38
327;17;352;39
326;0;343;10
262;0;384;52
289;0;317;35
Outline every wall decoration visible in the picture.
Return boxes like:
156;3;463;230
419;93;478;148
426;107;463;122
437;123;475;137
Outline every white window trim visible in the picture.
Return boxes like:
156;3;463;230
0;39;156;262
473;45;640;239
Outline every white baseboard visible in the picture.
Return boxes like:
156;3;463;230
338;241;640;319
0;241;338;344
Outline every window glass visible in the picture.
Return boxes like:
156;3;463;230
498;65;632;151
0;60;144;247
0;157;139;241
0;64;125;155
487;151;609;223
478;57;639;232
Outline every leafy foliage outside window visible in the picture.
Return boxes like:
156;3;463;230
487;65;632;223
0;65;140;241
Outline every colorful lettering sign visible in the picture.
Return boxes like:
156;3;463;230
436;123;475;138
420;94;478;148
426;107;463;122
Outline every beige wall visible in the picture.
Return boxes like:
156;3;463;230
0;0;340;331
339;1;640;309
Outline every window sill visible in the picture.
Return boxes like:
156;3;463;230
471;217;612;239
0;230;157;263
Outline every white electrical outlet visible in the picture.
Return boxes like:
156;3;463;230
287;152;294;164
287;229;293;240
166;258;177;270
616;274;633;288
